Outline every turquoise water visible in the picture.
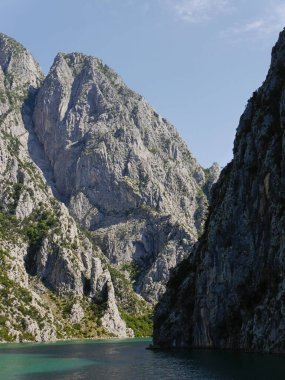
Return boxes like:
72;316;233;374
0;338;285;379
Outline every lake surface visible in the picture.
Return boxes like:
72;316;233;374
0;338;285;379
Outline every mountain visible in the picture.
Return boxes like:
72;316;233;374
0;33;150;342
32;51;218;303
0;33;216;342
153;29;285;353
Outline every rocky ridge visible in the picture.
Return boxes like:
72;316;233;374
0;33;142;342
32;52;218;303
154;28;285;353
0;33;216;341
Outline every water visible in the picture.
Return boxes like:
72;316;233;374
0;338;285;379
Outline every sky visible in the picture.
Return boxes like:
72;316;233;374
0;0;284;168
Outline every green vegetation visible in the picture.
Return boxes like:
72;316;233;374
97;60;129;101
139;203;157;214
9;182;24;212
0;89;6;103
0;202;59;252
108;265;153;337
122;176;140;192
2;34;26;55
0;321;13;342
0;208;153;341
120;311;153;337
0;251;32;306
203;167;210;181
0;212;21;241
121;262;141;284
97;61;114;81
18;160;49;195
0;258;111;342
2;132;21;156
45;291;109;340
0;249;43;342
197;186;206;200
3;71;29;109
24;209;58;247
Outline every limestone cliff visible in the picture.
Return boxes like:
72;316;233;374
0;33;136;342
32;52;215;303
154;29;285;353
0;32;213;342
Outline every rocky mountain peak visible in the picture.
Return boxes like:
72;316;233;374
0;34;137;342
31;49;215;302
0;33;43;92
0;31;218;342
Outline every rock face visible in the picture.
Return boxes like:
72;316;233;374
0;33;134;342
0;33;215;341
154;29;285;353
32;52;215;303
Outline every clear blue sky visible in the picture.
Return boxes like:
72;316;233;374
1;0;284;168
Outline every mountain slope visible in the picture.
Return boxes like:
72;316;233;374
153;29;285;353
0;32;215;342
32;52;217;303
0;33;143;342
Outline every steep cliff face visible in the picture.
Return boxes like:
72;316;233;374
0;31;218;342
0;33;136;342
154;29;285;353
32;52;215;302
